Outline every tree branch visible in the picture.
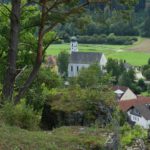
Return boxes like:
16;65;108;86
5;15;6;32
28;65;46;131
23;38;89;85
43;35;58;55
0;2;11;14
14;0;47;104
21;0;40;9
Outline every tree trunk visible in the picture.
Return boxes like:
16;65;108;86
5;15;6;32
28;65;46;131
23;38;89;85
15;0;47;104
14;0;87;104
2;0;21;101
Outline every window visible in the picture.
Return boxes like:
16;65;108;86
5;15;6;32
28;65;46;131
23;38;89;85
77;66;79;72
132;115;139;121
71;66;73;72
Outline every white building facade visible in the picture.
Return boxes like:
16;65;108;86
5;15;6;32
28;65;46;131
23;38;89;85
127;105;150;129
68;53;107;77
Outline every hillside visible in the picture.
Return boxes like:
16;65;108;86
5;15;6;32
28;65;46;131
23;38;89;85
0;125;111;150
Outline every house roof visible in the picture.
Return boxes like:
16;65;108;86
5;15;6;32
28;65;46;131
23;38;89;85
47;56;57;66
71;36;77;41
124;63;132;70
133;105;150;120
114;89;124;94
119;96;150;112
112;86;128;92
69;52;103;64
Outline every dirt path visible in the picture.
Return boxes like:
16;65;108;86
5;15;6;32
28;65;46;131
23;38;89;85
128;38;150;52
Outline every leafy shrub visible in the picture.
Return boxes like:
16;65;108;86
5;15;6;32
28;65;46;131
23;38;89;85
0;101;40;130
16;68;62;111
77;34;138;45
143;68;150;80
42;86;115;128
121;124;147;148
0;83;2;103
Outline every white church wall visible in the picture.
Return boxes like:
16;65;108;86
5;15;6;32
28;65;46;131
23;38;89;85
100;54;107;67
68;63;89;77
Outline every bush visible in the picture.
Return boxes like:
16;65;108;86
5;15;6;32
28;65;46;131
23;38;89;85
0;84;2;103
16;68;63;111
41;86;115;129
77;34;137;45
107;33;116;44
143;68;150;80
121;124;147;148
0;101;40;130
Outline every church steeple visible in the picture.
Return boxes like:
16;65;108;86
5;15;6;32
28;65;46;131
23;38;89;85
70;36;78;53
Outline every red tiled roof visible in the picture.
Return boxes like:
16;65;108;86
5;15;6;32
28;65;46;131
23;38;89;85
112;86;128;92
118;96;150;112
47;56;57;66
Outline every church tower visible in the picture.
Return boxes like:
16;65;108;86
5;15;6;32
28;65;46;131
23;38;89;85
70;36;78;53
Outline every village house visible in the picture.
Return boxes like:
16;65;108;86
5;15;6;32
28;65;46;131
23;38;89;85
113;85;150;129
127;104;150;129
119;96;150;129
68;37;107;77
113;86;137;101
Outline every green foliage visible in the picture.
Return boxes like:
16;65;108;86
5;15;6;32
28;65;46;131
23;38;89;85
141;7;150;37
0;102;40;130
121;123;147;148
0;5;10;83
48;86;115;113
143;68;150;80
0;83;2;101
106;58;126;83
118;69;135;87
118;68;143;94
73;63;112;88
37;68;62;89
142;59;150;80
57;51;69;78
77;63;102;88
109;21;139;36
77;34;137;45
58;7;140;39
137;79;146;92
118;110;127;126
16;68;62;111
43;85;116;128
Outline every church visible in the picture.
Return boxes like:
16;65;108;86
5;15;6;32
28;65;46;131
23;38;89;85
68;37;107;77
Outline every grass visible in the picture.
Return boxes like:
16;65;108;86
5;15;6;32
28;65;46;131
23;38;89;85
47;42;150;66
145;141;150;150
0;125;109;150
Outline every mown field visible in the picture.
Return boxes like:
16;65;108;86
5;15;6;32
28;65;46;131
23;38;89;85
46;38;150;66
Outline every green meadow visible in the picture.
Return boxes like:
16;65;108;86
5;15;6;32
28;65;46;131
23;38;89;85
47;43;150;66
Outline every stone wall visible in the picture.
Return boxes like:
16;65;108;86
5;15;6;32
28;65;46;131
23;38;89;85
126;139;146;150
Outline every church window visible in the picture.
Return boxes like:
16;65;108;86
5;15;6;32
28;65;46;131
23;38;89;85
77;66;79;72
71;66;73;71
